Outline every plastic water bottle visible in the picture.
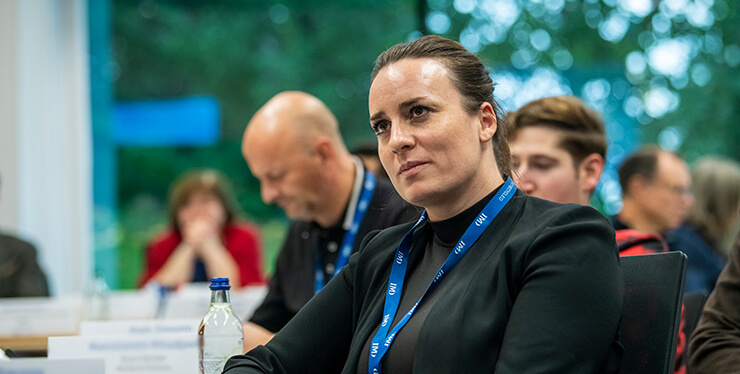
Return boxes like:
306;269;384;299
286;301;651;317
83;270;109;320
198;278;244;374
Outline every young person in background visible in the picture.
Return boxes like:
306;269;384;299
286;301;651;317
508;96;688;374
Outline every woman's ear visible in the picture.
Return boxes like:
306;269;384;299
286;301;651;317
478;102;497;142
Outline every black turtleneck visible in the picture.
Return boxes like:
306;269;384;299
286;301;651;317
357;185;501;374
429;186;499;246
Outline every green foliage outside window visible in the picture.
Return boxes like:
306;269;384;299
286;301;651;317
113;0;739;289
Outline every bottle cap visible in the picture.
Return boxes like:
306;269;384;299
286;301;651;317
209;278;231;291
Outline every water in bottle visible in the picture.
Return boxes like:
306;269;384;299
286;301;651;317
83;270;109;320
198;278;244;374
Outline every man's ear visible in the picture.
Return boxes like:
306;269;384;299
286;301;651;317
626;174;648;199
314;137;335;164
578;153;605;193
478;102;497;142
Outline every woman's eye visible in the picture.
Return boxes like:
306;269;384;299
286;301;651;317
372;121;390;135
411;106;429;117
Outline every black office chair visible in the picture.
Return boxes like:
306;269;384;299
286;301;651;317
620;252;687;374
682;291;708;374
683;292;708;341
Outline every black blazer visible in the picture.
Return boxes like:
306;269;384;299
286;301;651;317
226;191;624;373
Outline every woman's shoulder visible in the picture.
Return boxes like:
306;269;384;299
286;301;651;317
504;195;617;260
515;194;611;229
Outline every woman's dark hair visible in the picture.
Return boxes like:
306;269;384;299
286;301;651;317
371;35;510;178
167;169;238;235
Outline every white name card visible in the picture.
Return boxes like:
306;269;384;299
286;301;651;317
230;286;268;320
108;290;159;320
0;297;81;337
79;319;200;336
0;358;104;373
48;333;198;374
162;285;267;320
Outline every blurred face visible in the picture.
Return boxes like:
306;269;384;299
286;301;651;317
177;190;226;227
369;58;494;217
243;132;325;222
510;126;588;205
638;153;694;232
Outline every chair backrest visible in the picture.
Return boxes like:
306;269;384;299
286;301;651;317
682;291;708;374
683;292;708;342
620;252;687;374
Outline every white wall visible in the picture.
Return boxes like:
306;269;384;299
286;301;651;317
0;1;20;230
0;0;92;296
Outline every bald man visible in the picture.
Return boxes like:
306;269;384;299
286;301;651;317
241;91;418;351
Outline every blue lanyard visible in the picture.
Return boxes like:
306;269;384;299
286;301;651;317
368;178;517;374
315;172;377;294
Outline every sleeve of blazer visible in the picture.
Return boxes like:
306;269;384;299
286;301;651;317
223;231;382;374
494;205;623;373
689;233;740;374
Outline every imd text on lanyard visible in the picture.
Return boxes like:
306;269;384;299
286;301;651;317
315;172;377;294
368;178;517;374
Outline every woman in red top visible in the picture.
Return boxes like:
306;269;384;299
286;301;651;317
139;169;265;288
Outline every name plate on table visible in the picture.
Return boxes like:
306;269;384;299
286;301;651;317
108;290;159;320
80;319;199;336
0;358;104;373
0;297;80;336
48;333;198;374
162;284;267;319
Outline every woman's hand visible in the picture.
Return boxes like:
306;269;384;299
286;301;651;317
181;215;242;287
181;215;222;251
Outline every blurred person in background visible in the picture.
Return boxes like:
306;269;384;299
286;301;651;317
668;157;740;294
612;147;694;239
507;95;606;206
0;172;50;297
351;143;388;179
508;97;688;374
240;91;418;352
139;169;265;288
614;147;693;374
689;232;740;373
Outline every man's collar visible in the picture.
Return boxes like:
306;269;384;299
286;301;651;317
342;156;365;230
